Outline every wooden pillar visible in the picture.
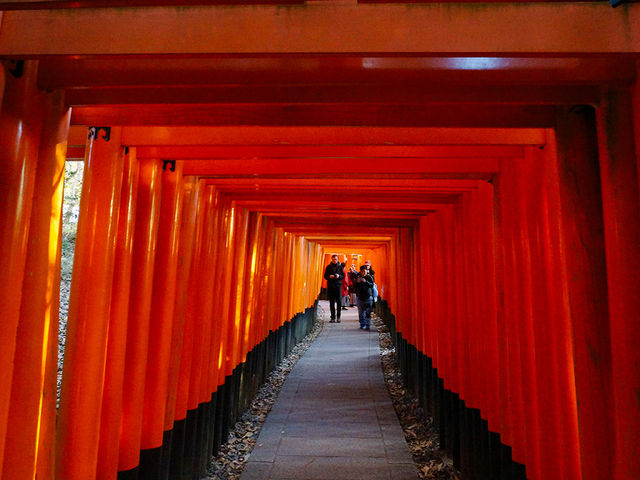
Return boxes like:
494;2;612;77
475;182;500;434
0;60;43;468
207;192;227;395
118;158;163;472
493;160;525;461
2;91;69;480
56;126;124;479
554;106;613;480
164;177;200;432
228;206;250;371
218;198;236;379
96;147;140;480
174;179;207;422
187;186;216;411
596;89;640;480
141;161;184;452
634;61;640;198
242;212;261;360
0;60;5;107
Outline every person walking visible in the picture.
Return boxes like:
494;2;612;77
363;260;377;316
348;265;358;307
341;269;350;310
324;254;345;323
354;265;374;330
364;260;375;282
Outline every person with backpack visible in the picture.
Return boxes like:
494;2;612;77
354;265;374;330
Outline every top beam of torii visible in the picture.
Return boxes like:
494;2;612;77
0;2;639;56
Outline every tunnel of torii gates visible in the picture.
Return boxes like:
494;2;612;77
0;2;640;480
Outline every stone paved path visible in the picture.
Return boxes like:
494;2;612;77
241;300;419;480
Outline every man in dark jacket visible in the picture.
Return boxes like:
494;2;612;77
364;260;376;316
354;265;374;330
324;254;345;323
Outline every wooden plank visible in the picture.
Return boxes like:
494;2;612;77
69;104;556;127
62;84;602;106
113;126;546;146
181;157;499;176
38;57;636;89
135;145;524;159
1;3;638;55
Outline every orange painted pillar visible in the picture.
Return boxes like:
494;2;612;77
282;232;293;323
272;229;284;332
534;141;581;480
241;212;261;361
492;164;521;457
56;126;124;479
0;62;4;106
452;201;469;403
225;199;241;376
249;214;268;354
476;182;500;433
286;235;297;320
418;215;435;360
433;214;446;379
219;199;237;379
596;89;640;480
187;186;216;411
229;207;250;369
463;190;480;411
164;177;200;431
255;220;269;345
174;181;207;424
141;161;184;452
96;147;140;480
441;208;457;393
201;189;221;404
208;191;227;394
118;158;163;472
263;222;278;340
553;107;613;480
320;252;332;290
0;60;43;467
2;91;69;480
635;63;640;197
510;151;542;477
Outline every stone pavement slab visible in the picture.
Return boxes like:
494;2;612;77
241;300;418;480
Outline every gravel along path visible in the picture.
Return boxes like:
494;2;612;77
371;314;460;480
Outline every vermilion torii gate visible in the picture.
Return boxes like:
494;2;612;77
0;2;639;480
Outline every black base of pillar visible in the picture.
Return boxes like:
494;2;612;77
168;418;185;480
115;301;320;480
117;467;139;480
374;299;529;480
182;408;198;479
159;429;173;480
138;445;163;480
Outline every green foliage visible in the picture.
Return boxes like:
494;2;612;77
61;161;84;282
59;160;84;404
62;161;84;235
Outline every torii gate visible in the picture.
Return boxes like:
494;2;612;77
0;2;639;480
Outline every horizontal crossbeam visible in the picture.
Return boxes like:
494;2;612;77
1;3;638;55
